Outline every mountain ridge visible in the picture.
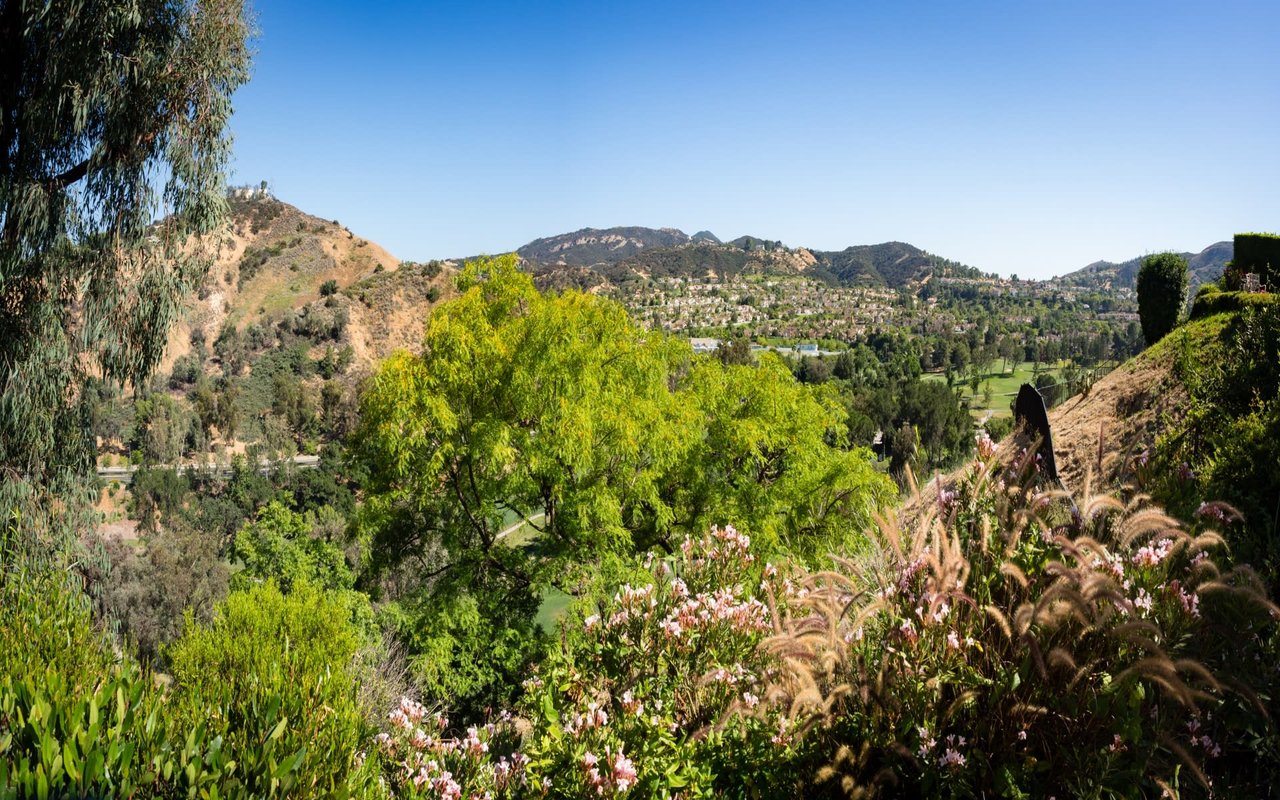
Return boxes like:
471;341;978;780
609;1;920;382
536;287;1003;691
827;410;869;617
513;225;988;290
1059;241;1232;291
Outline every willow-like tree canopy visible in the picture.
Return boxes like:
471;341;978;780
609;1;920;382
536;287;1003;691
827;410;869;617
0;0;250;527
353;255;895;711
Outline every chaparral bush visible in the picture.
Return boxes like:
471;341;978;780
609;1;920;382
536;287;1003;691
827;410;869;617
166;579;381;797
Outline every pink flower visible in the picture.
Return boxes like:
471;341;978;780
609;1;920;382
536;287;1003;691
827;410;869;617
938;748;966;768
1133;588;1154;614
975;431;997;460
612;750;638;792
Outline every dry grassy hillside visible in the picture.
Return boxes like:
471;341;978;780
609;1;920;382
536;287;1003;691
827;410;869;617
1045;346;1185;492
161;193;455;373
905;343;1186;521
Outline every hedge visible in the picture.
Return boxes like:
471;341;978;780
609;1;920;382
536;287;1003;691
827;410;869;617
1233;232;1280;286
1189;289;1280;320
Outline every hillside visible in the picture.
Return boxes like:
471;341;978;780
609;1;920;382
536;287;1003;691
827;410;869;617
162;192;456;373
515;226;694;265
812;241;966;287
1044;340;1186;491
1060;240;1231;292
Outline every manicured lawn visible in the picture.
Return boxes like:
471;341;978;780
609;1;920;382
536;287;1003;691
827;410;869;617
495;507;574;631
922;361;1068;419
535;588;574;632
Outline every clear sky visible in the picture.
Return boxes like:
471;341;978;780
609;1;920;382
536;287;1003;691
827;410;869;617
229;1;1280;279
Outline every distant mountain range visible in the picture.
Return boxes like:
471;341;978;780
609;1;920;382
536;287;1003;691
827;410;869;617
1058;241;1232;292
513;225;1235;294
512;226;987;290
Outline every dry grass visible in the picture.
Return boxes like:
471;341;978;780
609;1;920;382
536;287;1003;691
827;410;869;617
756;447;1278;797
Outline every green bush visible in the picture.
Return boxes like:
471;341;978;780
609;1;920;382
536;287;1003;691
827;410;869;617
1137;252;1189;346
167;580;377;797
232;500;353;592
1233;232;1280;287
1194;282;1221;299
0;532;240;797
1188;289;1280;320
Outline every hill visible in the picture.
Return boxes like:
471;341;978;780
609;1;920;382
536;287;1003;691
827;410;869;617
810;241;983;287
515;225;985;289
515;226;694;266
1060;241;1231;292
161;192;456;374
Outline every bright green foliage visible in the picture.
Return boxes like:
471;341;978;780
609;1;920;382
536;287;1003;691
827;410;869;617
1151;307;1280;589
1189;288;1280;320
167;580;378;797
380;592;540;715
232;500;353;592
1136;252;1189;346
0;0;251;540
0;525;254;797
353;255;893;711
667;355;896;559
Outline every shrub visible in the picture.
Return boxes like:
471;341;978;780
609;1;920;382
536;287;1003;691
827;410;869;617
518;525;803;798
1188;289;1279;320
983;415;1015;441
369;699;528;799
321;278;340;296
232;500;354;592
0;529;242;797
167;579;378;796
763;441;1279;798
1233;232;1280;288
1137;252;1189;346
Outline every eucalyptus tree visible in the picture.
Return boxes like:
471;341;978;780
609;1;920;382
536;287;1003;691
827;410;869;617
0;0;250;537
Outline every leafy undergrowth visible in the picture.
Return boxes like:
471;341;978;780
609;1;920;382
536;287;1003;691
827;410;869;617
1142;305;1280;591
5;437;1278;797
362;438;1279;798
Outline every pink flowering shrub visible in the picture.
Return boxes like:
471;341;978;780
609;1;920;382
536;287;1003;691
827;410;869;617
370;696;528;799
518;525;805;798
766;445;1279;798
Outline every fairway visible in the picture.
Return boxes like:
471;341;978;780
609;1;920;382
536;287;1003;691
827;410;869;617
922;361;1067;419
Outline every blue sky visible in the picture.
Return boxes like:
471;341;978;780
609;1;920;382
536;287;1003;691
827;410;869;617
229;1;1280;278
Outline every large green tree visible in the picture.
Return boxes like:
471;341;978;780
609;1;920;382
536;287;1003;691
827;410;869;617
353;255;894;711
1136;252;1188;346
0;0;250;533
